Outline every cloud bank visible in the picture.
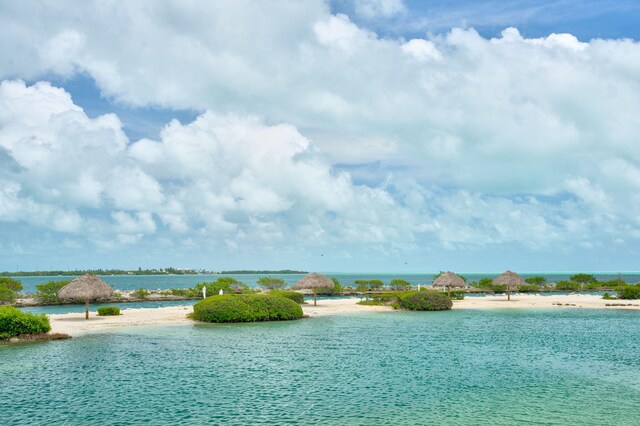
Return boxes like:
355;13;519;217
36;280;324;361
0;0;639;269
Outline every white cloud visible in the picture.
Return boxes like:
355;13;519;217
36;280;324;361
354;0;407;19
0;2;639;265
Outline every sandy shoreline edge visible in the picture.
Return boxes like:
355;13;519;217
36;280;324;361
47;295;640;337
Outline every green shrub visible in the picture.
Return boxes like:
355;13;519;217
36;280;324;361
519;284;541;293
389;279;412;290
257;277;286;290
269;290;305;304
0;306;51;339
473;278;494;289
0;285;17;304
354;279;384;291
599;279;626;288
398;291;452;311
133;288;150;299
195;277;249;295
570;273;598;284
0;278;23;292
617;285;640;300
555;281;582;291
602;292;616;300
97;306;121;316
192;294;303;323
525;276;547;285
449;290;465;300
490;285;507;293
35;280;72;303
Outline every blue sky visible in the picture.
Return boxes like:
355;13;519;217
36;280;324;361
1;0;640;272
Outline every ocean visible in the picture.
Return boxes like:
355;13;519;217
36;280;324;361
2;308;640;424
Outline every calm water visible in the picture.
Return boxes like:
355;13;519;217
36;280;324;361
12;272;640;293
2;309;640;425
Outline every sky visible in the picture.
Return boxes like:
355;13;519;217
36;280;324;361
1;0;640;273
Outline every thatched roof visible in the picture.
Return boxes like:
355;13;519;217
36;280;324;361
493;270;525;288
433;272;466;288
58;274;114;301
293;273;334;290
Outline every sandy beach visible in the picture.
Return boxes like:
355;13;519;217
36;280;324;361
48;294;640;337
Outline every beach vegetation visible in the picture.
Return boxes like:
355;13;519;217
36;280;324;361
389;279;412;290
97;306;121;316
449;290;465;300
317;278;343;295
0;306;51;339
398;290;453;311
0;285;17;304
602;292;616;300
617;285;640;300
35;280;72;303
257;277;286;290
555;281;582;291
195;277;251;295
133;288;150;299
269;290;305;304
525;276;547;285
192;294;304;323
570;274;597;284
519;284;541;293
355;279;384;291
0;277;23;292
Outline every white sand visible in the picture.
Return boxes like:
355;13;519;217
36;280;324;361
454;293;640;310
48;295;639;337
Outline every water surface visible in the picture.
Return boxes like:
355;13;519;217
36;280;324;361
2;309;639;425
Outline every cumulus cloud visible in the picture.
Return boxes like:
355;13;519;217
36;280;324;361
0;1;639;266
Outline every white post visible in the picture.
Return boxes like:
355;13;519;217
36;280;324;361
202;286;207;299
219;289;223;296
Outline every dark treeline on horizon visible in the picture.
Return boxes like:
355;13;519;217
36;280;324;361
220;270;308;274
0;267;202;277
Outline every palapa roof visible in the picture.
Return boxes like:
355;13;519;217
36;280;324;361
58;274;114;301
493;270;525;288
433;272;466;288
293;273;334;290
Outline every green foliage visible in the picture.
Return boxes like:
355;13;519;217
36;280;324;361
97;306;121;316
192;294;304;323
519;284;541;293
602;292;615;300
475;278;494;289
133;288;150;299
196;277;250;295
354;279;384;291
0;306;51;339
597;279;627;288
269;290;305;304
449;290;465;300
490;285;507;293
257;276;286;290
389;279;411;290
398;290;453;311
570;274;597;284
525;276;547;285
0;278;23;292
0;285;17;304
555;281;582;291
35;280;71;304
317;278;343;295
617;285;640;300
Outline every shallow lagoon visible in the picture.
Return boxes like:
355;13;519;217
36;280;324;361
2;309;640;425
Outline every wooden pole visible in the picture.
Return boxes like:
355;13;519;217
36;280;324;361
508;287;511;301
85;300;89;319
314;289;317;306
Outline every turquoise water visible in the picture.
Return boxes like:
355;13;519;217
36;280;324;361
2;309;640;425
11;272;640;293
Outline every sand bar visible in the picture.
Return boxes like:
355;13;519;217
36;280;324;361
48;295;639;337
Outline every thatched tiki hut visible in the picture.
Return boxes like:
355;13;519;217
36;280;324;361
58;274;114;319
493;270;525;301
433;272;466;296
293;273;334;306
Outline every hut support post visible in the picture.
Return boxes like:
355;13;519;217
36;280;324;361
507;287;511;301
314;289;317;306
85;300;89;319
